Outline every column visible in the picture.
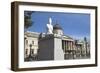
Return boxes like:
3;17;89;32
66;41;67;51
64;41;65;53
68;41;69;50
71;42;73;50
70;41;72;50
69;41;71;50
62;40;64;52
65;41;66;53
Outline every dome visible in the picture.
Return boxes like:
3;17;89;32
53;24;62;30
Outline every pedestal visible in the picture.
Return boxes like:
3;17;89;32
38;34;64;60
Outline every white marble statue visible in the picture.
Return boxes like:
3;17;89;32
46;17;53;34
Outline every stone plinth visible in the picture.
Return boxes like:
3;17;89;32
38;34;64;61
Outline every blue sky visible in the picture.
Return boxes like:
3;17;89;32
25;11;90;40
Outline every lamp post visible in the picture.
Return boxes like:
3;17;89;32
84;37;87;57
29;44;32;56
27;44;33;61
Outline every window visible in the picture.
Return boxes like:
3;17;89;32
26;40;28;46
31;49;34;55
25;49;28;55
32;41;34;45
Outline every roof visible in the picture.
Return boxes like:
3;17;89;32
24;31;40;38
53;24;62;30
62;35;74;41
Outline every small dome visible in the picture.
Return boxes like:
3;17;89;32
53;24;62;30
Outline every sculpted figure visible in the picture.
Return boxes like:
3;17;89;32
46;18;53;34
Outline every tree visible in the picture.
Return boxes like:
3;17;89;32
24;11;34;30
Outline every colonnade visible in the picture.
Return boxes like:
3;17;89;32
62;40;74;52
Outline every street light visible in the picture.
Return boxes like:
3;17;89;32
25;44;34;61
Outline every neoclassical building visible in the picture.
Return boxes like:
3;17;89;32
24;18;90;61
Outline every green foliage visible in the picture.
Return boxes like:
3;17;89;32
24;11;34;29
